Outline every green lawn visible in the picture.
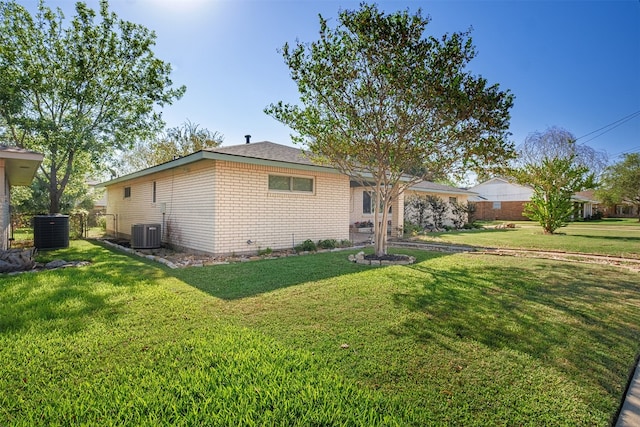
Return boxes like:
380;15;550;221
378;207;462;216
1;239;639;425
413;219;640;258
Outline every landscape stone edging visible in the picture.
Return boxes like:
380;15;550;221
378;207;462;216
101;239;179;269
100;239;368;269
348;251;416;266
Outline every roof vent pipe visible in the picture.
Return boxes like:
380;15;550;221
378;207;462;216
244;134;251;144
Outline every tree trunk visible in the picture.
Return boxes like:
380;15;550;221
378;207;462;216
374;219;388;256
374;200;390;257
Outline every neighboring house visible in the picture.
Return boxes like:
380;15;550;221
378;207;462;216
99;141;474;255
469;177;533;221
87;179;107;213
600;200;639;219
612;203;639;218
572;190;600;219
0;146;44;250
470;177;600;221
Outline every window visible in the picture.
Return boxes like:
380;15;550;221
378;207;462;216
124;186;131;198
152;181;156;203
363;191;392;214
268;175;313;193
492;201;501;210
617;205;632;215
363;191;373;214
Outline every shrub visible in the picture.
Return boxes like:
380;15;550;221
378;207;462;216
405;195;449;231
462;221;483;230
317;239;338;249
97;216;107;230
295;239;317;252
339;239;352;247
258;247;273;256
585;211;603;221
403;221;423;236
450;201;476;229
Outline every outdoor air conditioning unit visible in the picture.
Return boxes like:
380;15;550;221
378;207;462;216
131;224;161;249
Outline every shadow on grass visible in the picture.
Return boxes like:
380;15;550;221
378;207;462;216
391;260;640;404
568;234;640;242
171;248;445;300
0;241;168;334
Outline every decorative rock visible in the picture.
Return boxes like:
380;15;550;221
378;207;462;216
0;248;36;273
45;260;68;269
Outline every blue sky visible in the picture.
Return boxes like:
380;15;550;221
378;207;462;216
25;0;640;162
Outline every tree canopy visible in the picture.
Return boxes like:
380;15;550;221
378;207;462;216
0;0;185;213
516;126;608;176
596;153;640;221
514;156;594;233
266;4;514;255
510;127;596;233
116;121;224;175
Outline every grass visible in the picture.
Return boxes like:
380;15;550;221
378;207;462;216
1;239;639;425
413;218;640;258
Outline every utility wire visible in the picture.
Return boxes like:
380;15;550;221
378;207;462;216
575;110;640;145
611;145;640;158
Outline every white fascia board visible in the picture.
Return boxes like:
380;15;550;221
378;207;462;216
96;151;341;187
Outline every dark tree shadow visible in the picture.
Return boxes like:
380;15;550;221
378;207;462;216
171;249;447;300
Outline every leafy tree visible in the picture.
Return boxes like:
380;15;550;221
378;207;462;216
596;153;640;221
266;4;514;255
116;120;224;174
0;0;185;213
515;156;595;234
510;127;598;233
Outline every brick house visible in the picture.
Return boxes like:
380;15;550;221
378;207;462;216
470;177;600;221
469;177;532;221
0;146;44;250
99;141;473;255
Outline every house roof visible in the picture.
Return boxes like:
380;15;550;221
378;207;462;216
0;145;44;186
468;177;533;202
98;141;336;187
409;180;477;196
98;141;473;198
210;141;316;166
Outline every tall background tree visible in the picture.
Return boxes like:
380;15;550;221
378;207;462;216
115;121;224;175
510;127;599;233
517;126;608;177
0;0;185;213
266;4;514;256
596;153;640;221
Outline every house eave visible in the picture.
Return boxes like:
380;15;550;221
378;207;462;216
408;186;478;197
97;150;341;188
0;147;44;186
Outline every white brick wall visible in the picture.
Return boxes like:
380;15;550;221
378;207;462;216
106;159;349;255
106;161;216;252
211;161;349;254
